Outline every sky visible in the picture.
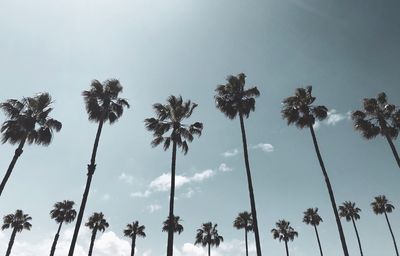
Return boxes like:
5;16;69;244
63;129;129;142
0;0;400;255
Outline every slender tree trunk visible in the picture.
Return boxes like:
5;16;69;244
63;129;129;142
208;243;211;256
166;141;177;256
5;228;17;256
49;221;63;256
0;138;26;197
245;230;249;256
285;241;289;256
313;225;323;256
384;212;399;256
351;217;364;256
239;114;262;256
87;229;97;256
309;126;349;256
385;135;400;169
131;235;136;256
68;120;104;256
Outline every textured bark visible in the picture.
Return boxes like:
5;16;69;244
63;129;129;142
49;222;63;256
131;235;136;256
87;229;97;256
208;243;211;256
166;141;177;256
386;135;400;169
285;241;289;256
5;228;17;256
313;225;323;256
245;230;249;256
384;212;399;256
351;218;364;256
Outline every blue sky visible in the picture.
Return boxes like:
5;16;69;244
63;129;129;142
0;0;399;255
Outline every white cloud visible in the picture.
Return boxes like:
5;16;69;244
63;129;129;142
130;190;151;198
118;172;134;184
102;193;111;201
252;143;274;153
191;169;214;182
326;109;346;125
147;203;162;213
218;163;233;172
222;148;239;157
180;188;195;198
174;239;256;256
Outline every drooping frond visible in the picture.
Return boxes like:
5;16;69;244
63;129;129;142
1;210;32;232
162;215;184;234
85;212;109;232
371;195;395;215
50;200;77;224
194;222;224;248
233;211;253;232
271;219;298;243
339;201;362;222
303;208;323;226
124;221;146;238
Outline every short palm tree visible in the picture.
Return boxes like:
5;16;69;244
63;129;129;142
2;209;32;256
233;211;253;256
0;93;62;197
303;208;324;256
145;95;202;256
124;221;146;256
68;79;129;256
271;220;298;256
162;215;184;235
339;201;364;256
49;200;77;256
214;73;262;256
85;212;109;256
352;92;400;168
282;86;349;256
195;222;224;256
371;195;398;256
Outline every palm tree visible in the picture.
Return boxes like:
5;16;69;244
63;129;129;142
49;200;77;256
162;215;184;235
271;220;298;256
214;73;262;256
352;92;400;168
371;195;398;256
303;208;324;256
282;86;349;256
339;201;364;256
0;93;62;197
124;221;146;256
85;212;109;256
195;222;224;256
233;211;253;256
1;209;32;256
145;95;202;256
68;79;129;256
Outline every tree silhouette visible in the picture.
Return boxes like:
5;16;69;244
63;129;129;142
352;92;400;168
162;215;184;235
233;211;253;256
85;212;109;256
0;93;62;197
68;79;129;256
145;95;202;256
2;209;32;256
195;222;224;256
271;220;298;256
303;208;324;256
339;201;364;256
124;221;146;256
282;86;349;256
214;73;262;256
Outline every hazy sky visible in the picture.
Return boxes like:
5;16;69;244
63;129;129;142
0;0;399;255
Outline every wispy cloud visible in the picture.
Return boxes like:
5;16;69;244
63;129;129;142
222;148;239;157
147;203;162;213
218;163;233;172
314;109;349;129
101;193;111;201
118;172;134;184
252;143;274;153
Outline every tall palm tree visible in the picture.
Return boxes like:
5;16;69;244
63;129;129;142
271;220;298;256
85;212;109;256
195;222;224;256
282;86;349;256
0;93;62;197
49;200;77;256
145;95;203;256
162;215;184;235
68;79;129;256
352;92;400;168
233;211;253;256
124;221;146;256
339;201;364;256
1;209;32;256
371;195;398;256
303;208;324;256
214;73;262;256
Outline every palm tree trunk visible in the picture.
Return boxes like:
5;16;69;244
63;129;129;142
385;135;400;169
131;235;136;256
166;141;177;256
68;120;104;256
49;221;63;256
239;113;262;256
309;126;349;256
0;138;26;197
208;243;211;256
5;228;17;256
384;212;399;256
88;229;97;256
313;225;323;256
245;230;249;256
351;217;363;256
285;241;289;256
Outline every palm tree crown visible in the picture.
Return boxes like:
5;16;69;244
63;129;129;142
2;210;32;232
0;93;62;145
85;212;109;232
50;200;77;224
83;79;130;124
303;208;323;226
271;220;298;243
233;211;253;232
144;95;203;154
124;221;146;238
339;201;361;221
162;215;184;234
371;195;395;215
195;222;224;247
214;73;260;119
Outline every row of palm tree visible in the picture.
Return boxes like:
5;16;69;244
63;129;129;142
0;74;398;256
